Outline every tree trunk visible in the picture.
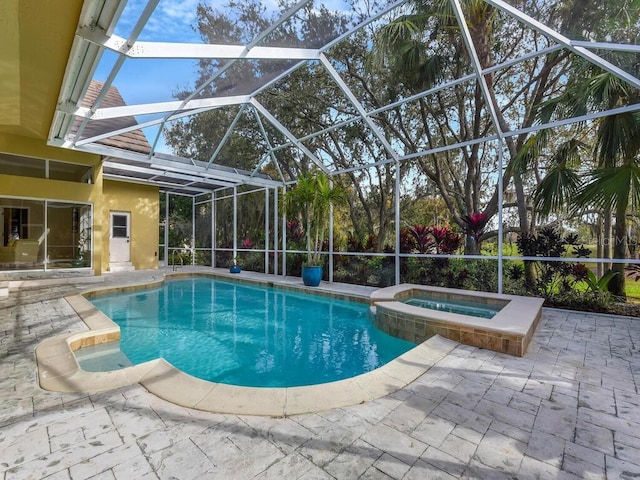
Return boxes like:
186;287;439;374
596;213;603;277
603;206;612;272
465;236;479;255
608;205;627;298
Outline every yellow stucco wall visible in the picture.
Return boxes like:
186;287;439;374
102;180;159;272
0;0;84;138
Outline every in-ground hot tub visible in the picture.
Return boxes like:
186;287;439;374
370;284;544;356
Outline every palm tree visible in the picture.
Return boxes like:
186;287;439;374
575;108;640;297
534;67;640;297
285;171;345;266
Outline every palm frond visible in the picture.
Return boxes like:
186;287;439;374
595;111;640;167
533;138;588;217
553;138;589;169
506;130;548;178
534;166;582;218
573;164;640;212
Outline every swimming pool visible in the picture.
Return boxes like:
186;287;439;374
85;277;415;387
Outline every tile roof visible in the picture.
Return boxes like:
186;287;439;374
71;81;152;155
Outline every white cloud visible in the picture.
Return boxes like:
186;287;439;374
116;0;201;42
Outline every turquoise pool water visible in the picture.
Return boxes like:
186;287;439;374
404;295;501;319
85;278;415;387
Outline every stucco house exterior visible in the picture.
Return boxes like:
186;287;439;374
0;2;159;274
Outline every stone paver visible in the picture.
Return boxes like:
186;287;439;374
1;267;640;479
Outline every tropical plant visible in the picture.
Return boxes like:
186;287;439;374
461;213;488;245
581;269;618;294
516;227;592;298
408;225;433;253
532;139;587;218
626;264;640;282
574;108;640;297
431;226;463;254
286;220;304;242
285;171;345;266
537;67;640;297
407;224;463;255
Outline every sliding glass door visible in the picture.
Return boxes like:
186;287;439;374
0;197;92;271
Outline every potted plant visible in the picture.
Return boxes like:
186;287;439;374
229;256;242;274
285;171;344;286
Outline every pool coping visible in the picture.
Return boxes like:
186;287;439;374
35;273;457;416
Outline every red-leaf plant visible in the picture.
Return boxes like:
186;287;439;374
461;212;488;243
286;220;304;241
431;226;463;254
408;225;434;254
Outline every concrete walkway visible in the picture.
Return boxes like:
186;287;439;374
1;268;639;479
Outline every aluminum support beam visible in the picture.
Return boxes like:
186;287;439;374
329;178;334;283
265;188;270;274
146;158;283;188
273;187;279;276
102;174;210;194
74;95;250;120
251;108;286;183
394;161;401;285
282;186;287;277
164;193;169;265
77;30;321;60
192;197;196;265
233;187;238;260
571;41;640;53
211;192;216;268
103;161;236;188
75;106;214;147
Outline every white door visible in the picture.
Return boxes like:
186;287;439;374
110;212;130;263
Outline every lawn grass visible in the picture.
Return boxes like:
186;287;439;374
626;281;640;301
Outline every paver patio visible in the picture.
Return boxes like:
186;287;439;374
1;268;639;479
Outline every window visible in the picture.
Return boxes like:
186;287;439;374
112;214;128;238
0;153;93;183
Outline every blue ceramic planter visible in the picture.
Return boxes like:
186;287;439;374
302;265;322;287
229;265;242;274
